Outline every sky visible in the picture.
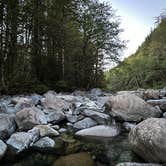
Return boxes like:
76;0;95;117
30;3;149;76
101;0;166;59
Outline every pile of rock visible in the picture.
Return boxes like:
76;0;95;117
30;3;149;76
0;87;165;166
0;88;113;160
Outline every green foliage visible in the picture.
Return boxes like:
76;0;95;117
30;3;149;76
0;0;124;94
106;18;166;91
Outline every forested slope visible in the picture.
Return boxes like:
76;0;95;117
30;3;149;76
106;17;166;91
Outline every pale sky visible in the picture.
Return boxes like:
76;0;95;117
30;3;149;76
101;0;166;59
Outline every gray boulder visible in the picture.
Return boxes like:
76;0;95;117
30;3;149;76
73;117;97;130
75;125;120;137
42;93;70;111
46;110;65;124
147;99;166;112
0;140;7;160
15;107;47;130
66;114;83;123
14;97;34;112
7;127;39;153
29;94;42;105
0;102;16;114
106;94;161;122
35;125;59;137
116;163;162;166
147;99;166;106
33;137;55;151
129;118;166;163
0;114;16;140
82;109;110;124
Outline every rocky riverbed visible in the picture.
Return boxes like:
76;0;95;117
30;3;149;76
0;88;166;166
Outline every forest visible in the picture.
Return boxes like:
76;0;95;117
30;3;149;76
0;0;124;94
106;13;166;91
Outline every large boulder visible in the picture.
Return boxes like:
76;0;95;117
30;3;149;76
42;93;70;111
106;94;161;122
33;137;55;151
0;114;16;140
15;107;47;130
46;110;65;124
7;128;39;153
0;140;7;160
73;117;97;130
116;163;162;166
14;97;34;112
35;125;59;137
75;125;120;137
66;114;83;123
82;109;110;124
129;118;166;163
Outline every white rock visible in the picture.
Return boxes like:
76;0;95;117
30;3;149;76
35;125;59;137
75;125;120;137
7;128;39;153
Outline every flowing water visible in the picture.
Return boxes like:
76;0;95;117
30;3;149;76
0;131;143;166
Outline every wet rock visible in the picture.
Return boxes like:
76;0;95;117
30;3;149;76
7;128;40;153
0;140;7;160
60;134;83;155
117;151;135;163
52;152;94;166
116;163;162;166
0;114;16;140
15;107;47;130
33;137;55;151
35;125;59;137
82;109;110;124
75;125;120;137
42;93;70;111
129;118;166;163
106;94;161;122
73;117;97;130
59;128;67;133
46;110;65;124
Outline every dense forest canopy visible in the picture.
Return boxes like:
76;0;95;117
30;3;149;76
106;13;166;91
0;0;124;94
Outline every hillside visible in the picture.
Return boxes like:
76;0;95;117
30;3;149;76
106;18;166;91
